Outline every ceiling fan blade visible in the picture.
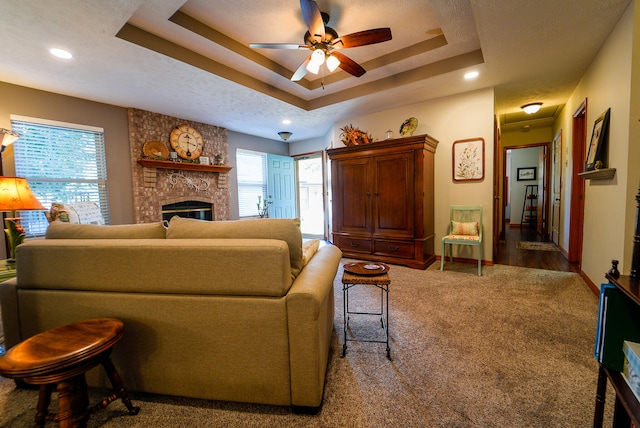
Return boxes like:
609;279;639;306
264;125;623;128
331;51;366;77
291;56;312;81
249;43;308;50
333;28;392;49
300;0;325;42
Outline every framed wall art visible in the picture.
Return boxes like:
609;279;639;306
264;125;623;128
452;137;484;182
585;108;610;171
517;167;537;181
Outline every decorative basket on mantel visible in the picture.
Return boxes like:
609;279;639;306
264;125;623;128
340;124;374;147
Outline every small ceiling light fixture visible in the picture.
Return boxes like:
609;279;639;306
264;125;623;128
278;131;292;141
464;70;479;80
50;48;73;59
521;102;543;114
282;119;292;125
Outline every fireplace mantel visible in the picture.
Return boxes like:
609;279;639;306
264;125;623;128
137;159;233;173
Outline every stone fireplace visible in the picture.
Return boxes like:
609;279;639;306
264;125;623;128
128;108;231;224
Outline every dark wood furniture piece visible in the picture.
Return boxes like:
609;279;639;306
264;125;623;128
327;134;438;269
593;184;640;427
0;318;139;427
593;273;640;427
341;262;391;360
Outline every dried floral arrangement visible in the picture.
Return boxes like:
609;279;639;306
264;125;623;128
340;124;374;146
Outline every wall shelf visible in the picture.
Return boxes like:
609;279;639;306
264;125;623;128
578;168;615;180
137;159;233;173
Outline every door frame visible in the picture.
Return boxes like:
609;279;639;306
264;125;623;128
568;99;587;265
501;142;551;237
293;150;327;239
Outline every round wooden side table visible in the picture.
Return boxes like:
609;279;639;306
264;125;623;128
0;318;139;427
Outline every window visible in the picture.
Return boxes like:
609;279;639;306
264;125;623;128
11;116;109;236
236;149;267;217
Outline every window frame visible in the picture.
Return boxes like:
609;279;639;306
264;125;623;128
236;148;268;218
10;115;109;236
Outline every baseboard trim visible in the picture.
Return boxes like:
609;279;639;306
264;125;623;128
437;255;493;266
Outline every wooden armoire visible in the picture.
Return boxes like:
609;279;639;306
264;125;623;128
327;134;438;269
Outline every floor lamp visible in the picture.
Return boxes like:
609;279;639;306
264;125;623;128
0;128;22;259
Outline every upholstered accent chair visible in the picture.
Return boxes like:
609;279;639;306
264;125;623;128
440;205;483;276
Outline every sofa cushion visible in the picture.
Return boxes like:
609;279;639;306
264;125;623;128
48;202;105;225
166;216;303;279
302;239;320;266
45;221;167;239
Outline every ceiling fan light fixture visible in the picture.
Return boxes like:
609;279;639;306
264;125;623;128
326;54;340;72
311;49;325;66
521;102;542;114
306;61;321;74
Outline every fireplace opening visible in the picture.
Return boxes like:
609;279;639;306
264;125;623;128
162;201;213;222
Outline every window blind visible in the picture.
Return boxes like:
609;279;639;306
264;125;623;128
236;149;268;217
10;117;109;236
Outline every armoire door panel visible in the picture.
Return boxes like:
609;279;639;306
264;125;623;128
333;157;371;234
373;154;414;236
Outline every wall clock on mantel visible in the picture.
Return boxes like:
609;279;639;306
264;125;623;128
169;125;204;160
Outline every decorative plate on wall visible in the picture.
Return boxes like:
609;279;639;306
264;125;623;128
143;141;169;159
399;117;418;137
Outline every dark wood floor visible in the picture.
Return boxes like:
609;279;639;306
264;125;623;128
495;225;579;272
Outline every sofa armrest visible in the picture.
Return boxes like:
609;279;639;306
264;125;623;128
0;278;20;349
286;243;342;407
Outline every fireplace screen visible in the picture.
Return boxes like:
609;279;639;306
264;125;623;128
162;201;213;222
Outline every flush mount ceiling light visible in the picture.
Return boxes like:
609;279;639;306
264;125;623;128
521;102;542;114
50;48;73;59
278;131;292;141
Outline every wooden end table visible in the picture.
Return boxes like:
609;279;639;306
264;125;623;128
341;262;391;360
0;318;139;427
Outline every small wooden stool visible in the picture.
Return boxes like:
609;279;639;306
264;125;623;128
0;318;139;427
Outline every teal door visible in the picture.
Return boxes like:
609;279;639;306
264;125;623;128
267;154;296;218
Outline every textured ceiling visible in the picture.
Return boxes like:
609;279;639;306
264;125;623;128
0;0;632;141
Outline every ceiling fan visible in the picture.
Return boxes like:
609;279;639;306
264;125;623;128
250;0;392;81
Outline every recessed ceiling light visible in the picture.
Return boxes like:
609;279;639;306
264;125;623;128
464;71;479;80
50;48;73;59
282;119;291;125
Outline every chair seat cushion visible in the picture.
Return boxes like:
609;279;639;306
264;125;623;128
443;234;481;242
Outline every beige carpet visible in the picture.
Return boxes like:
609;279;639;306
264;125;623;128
0;261;613;427
517;241;560;251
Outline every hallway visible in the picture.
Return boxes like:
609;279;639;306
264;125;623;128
495;226;579;273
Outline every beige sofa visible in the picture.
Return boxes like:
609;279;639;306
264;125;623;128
0;217;342;409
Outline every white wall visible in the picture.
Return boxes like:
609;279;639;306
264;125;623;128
553;1;635;280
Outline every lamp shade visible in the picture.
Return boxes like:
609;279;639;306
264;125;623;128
0;128;20;148
0;177;45;212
